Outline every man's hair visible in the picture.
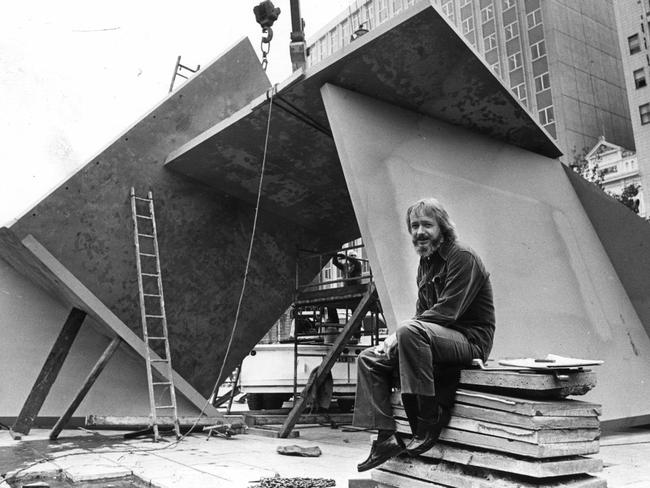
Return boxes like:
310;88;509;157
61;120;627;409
405;198;457;242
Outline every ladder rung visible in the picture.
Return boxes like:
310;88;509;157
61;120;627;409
134;196;152;202
155;405;175;409
139;252;156;257
141;273;159;277
135;214;153;219
145;314;164;318
153;381;172;386
148;336;166;340
150;358;169;363
138;233;155;238
143;293;161;297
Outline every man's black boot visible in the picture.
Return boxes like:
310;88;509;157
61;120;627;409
401;393;419;434
357;430;406;472
406;396;451;456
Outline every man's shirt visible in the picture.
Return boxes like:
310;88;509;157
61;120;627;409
416;240;495;360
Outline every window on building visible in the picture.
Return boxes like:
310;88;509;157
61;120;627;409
504;21;519;41
526;8;542;29
319;36;328;56
366;3;375;29
641;103;650;125
377;0;389;24
484;33;497;51
392;0;403;14
508;52;522;71
459;0;471;7
340;21;348;47
329;29;338;53
602;166;618;175
481;4;494;23
538;105;555;126
634;68;647;89
462;16;474;35
534;72;550;91
512;82;527;103
628;34;641;55
530;40;546;60
491;61;501;77
442;1;455;21
502;0;515;10
324;268;331;280
351;11;360;32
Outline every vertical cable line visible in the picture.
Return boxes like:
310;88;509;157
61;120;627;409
169;88;276;446
210;86;275;400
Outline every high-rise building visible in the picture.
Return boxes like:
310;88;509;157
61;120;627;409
307;0;633;163
613;0;650;216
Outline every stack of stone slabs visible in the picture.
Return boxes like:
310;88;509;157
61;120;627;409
378;369;605;487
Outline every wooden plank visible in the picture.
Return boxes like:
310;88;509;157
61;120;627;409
421;443;603;478
376;457;607;488
85;415;245;428
393;404;599;430
244;412;353;427
11;307;87;436
394;416;599;444
454;390;602;416
0;229;216;416
459;369;597;398
247;426;300;438
452;404;600;430
277;283;376;438
446;417;599;444
50;336;122;440
438;428;600;458
394;418;600;458
389;390;602;417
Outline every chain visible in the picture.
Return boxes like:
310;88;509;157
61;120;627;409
252;477;335;488
260;27;273;71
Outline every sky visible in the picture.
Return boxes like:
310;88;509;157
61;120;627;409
0;0;353;226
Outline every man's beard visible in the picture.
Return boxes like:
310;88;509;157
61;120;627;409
413;234;443;257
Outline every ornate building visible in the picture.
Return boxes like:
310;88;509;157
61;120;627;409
585;136;645;217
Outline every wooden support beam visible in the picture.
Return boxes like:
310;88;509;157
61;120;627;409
277;283;377;438
11;307;86;437
49;336;122;440
85;415;245;428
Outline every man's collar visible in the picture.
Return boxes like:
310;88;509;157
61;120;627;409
438;240;453;260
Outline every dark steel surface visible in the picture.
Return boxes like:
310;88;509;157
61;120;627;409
9;39;338;396
165;3;559;246
564;166;650;339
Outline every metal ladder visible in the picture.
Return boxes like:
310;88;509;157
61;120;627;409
130;188;180;441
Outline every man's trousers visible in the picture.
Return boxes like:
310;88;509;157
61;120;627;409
352;319;477;430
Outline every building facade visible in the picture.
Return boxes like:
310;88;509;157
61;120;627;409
613;0;650;218
585;136;645;217
307;0;633;162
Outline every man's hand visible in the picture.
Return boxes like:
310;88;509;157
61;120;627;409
375;332;397;357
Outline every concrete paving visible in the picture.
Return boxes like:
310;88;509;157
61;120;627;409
1;423;649;487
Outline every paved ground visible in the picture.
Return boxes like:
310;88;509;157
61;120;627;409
0;423;373;488
1;422;649;487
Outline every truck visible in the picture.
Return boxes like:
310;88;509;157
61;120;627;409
239;339;372;411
